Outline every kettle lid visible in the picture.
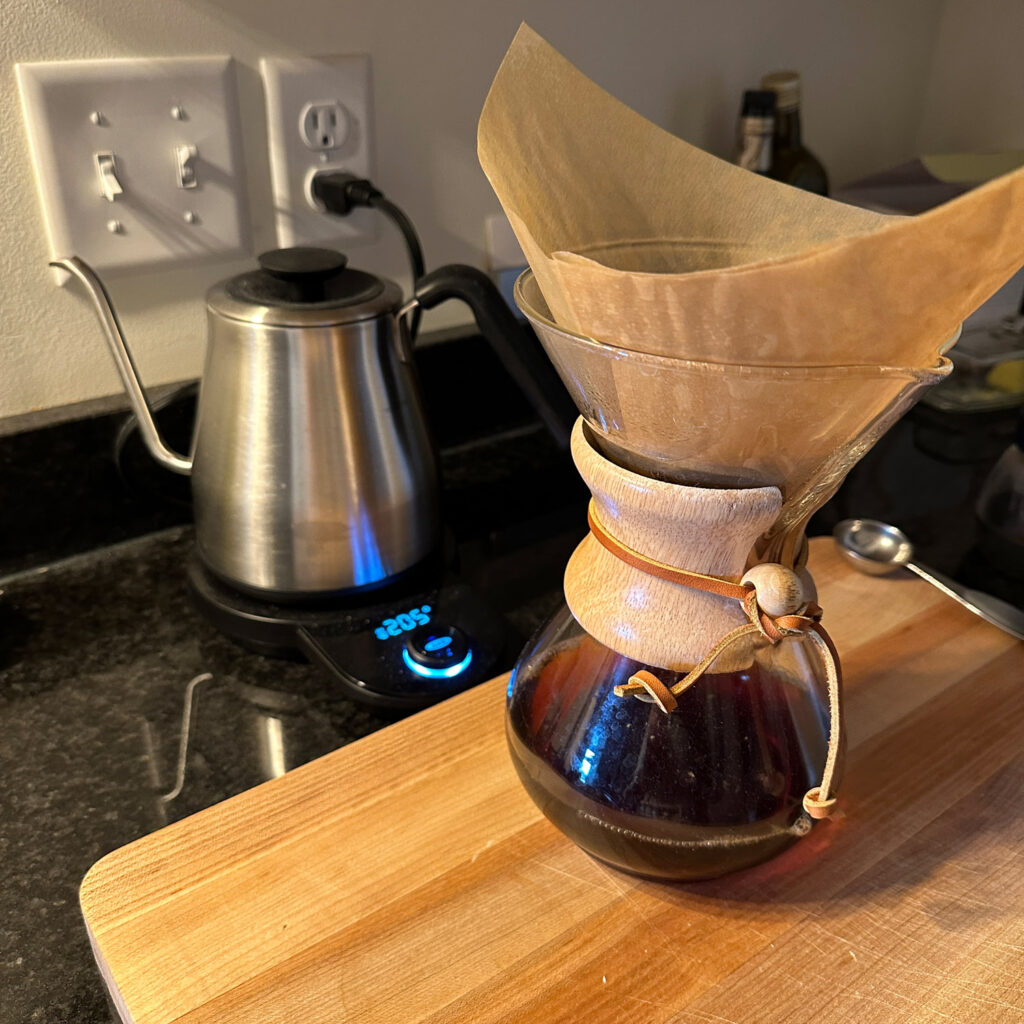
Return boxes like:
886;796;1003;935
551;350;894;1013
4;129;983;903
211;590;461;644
209;247;401;326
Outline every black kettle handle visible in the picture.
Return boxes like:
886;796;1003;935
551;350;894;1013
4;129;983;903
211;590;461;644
414;265;574;447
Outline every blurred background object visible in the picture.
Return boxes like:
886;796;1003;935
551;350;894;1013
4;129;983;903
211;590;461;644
760;69;829;194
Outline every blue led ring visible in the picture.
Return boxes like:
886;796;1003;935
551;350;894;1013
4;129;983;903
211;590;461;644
402;648;473;679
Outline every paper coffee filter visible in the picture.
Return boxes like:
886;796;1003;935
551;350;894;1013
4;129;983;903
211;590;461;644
517;271;950;559
479;25;1024;367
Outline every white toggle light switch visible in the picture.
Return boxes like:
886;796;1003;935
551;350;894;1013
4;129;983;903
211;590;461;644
16;57;249;276
174;143;198;189
94;152;123;201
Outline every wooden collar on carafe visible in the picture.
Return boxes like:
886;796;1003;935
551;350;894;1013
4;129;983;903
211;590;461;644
586;500;841;821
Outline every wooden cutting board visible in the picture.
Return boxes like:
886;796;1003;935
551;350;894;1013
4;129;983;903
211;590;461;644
81;539;1024;1024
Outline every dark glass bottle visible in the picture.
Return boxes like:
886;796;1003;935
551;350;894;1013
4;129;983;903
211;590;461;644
735;89;776;175
761;70;829;196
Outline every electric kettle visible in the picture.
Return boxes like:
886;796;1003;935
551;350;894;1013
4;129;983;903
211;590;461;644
54;248;565;599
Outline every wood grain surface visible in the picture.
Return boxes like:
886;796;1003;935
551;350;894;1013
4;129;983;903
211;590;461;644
80;538;1024;1024
564;418;783;671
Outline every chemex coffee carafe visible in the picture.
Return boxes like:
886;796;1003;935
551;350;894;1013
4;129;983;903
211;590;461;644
477;27;1024;882
56;248;563;601
504;275;947;880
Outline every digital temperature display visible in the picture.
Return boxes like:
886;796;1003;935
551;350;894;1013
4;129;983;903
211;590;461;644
373;605;431;641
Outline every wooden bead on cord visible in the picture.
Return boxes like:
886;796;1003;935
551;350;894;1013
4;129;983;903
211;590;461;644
741;563;805;617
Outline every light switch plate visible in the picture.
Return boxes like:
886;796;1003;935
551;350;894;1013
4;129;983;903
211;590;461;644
16;57;249;277
260;55;376;248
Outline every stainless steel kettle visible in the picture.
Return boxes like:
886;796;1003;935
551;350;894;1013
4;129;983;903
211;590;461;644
54;248;561;599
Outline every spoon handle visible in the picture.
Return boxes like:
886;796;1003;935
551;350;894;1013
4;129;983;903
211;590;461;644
906;562;1024;641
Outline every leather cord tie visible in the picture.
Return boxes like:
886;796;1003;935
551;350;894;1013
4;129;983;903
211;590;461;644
587;500;841;820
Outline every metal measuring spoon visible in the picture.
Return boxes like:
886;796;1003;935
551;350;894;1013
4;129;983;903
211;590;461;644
833;518;1024;642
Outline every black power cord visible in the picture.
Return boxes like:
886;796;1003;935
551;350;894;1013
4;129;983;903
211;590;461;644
311;171;425;339
311;169;577;447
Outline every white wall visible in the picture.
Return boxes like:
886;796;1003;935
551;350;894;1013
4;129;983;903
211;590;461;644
917;0;1024;154
1;0;948;424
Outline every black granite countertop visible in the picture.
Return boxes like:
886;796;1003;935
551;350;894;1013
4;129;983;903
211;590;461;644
2;336;1021;1021
0;418;587;1024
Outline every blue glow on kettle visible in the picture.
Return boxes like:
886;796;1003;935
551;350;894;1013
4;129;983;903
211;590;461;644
402;648;474;679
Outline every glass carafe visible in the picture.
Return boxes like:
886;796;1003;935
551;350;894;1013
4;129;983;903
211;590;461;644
502;271;949;880
507;605;836;881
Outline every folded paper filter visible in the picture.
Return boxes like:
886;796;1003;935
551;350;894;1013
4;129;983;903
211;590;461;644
479;25;1024;562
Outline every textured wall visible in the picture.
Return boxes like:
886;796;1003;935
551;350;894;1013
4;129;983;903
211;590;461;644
917;0;1024;154
2;0;947;422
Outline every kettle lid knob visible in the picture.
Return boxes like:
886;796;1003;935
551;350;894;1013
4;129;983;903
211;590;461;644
258;247;348;282
213;245;392;318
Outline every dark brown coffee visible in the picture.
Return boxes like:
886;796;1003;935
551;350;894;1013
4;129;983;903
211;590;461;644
506;634;831;880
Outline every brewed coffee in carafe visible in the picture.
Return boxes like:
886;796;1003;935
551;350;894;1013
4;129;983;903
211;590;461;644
507;607;835;880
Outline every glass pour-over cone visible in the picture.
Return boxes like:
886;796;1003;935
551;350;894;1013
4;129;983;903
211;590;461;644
516;270;950;559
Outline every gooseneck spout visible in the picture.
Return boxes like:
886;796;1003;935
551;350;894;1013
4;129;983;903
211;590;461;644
50;257;193;475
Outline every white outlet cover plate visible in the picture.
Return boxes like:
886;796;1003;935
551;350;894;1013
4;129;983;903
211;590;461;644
260;55;377;248
16;56;249;277
485;213;526;270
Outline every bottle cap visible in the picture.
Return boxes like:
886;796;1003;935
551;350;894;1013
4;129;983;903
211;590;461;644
761;70;801;111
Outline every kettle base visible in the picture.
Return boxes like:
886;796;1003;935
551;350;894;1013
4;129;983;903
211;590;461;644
186;551;519;714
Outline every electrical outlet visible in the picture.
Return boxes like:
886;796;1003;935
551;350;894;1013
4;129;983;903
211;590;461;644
16;57;249;277
300;102;348;151
260;55;376;249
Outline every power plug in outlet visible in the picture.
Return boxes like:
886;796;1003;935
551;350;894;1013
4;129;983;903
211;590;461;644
260;55;376;249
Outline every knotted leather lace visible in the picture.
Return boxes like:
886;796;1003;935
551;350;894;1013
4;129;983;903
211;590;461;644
587;500;841;819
